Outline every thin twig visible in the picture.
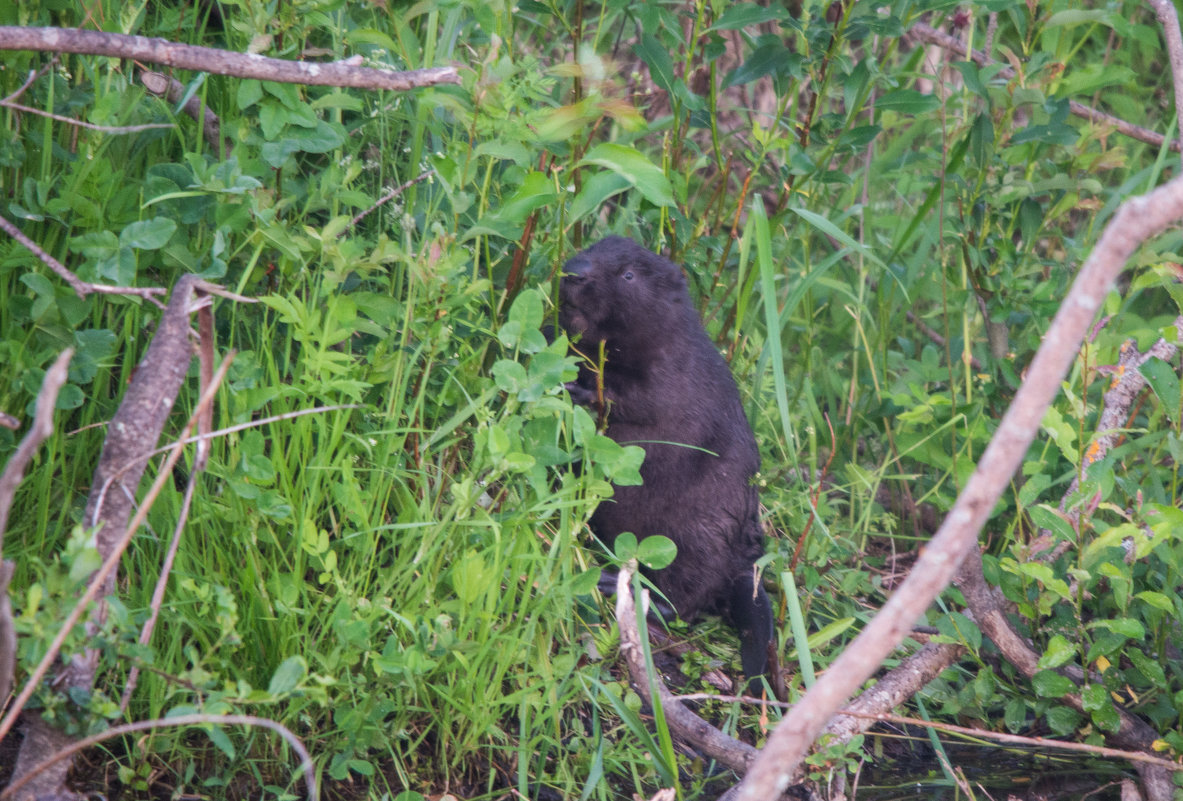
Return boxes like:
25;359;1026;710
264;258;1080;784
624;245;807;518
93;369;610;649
0;713;318;801
0;215;166;304
347;170;434;232
90;404;358;529
1146;0;1183;166
0;349;74;551
0;100;174;134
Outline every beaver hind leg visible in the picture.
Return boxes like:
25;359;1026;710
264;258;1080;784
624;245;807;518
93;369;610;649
728;576;774;687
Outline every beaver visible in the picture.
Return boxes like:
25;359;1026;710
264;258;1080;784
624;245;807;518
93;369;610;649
558;236;774;683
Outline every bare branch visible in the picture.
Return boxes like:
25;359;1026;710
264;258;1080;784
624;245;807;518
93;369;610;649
0;27;460;91
614;565;758;774
0;214;167;304
140;70;228;158
0;100;173;134
1146;0;1183;166
735;175;1183;801
0;349;74;549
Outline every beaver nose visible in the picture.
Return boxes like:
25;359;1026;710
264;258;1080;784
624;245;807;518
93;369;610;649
561;255;593;278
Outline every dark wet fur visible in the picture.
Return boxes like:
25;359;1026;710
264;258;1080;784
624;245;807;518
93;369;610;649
559;236;773;681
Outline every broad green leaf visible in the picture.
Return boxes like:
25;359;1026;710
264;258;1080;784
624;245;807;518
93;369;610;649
636;535;676;570
120;217;177;249
1032;669;1075;698
267;656;307;695
579;143;675;207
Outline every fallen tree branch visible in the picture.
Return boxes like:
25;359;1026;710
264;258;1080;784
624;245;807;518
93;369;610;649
735;174;1183;801
0;27;459;91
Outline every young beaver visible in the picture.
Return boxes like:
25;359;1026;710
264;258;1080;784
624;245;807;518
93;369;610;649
559;236;774;682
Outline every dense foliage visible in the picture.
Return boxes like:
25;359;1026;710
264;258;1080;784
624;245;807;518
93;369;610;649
3;0;1183;798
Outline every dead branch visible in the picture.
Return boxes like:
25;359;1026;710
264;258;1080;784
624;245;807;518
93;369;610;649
0;214;167;304
614;565;758;773
735;175;1183;801
0;27;459;91
0;561;13;720
615;565;965;795
140;70;228;158
1147;0;1183;165
0;349;74;713
845;709;1183;773
347;170;434;232
0;349;74;549
910;22;1182;154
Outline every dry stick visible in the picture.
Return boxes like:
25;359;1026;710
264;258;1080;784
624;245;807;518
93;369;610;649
0;27;459;90
735;175;1183;801
0;355;233;746
0;714;317;801
615;568;965;789
0;99;174;134
614;564;758;775
1053;316;1183;527
118;422;205;714
841;709;1183;773
1147;0;1183;164
0;349;74;549
0;349;74;711
140;70;227;157
909;22;1182;154
347;170;434;231
0;215;167;304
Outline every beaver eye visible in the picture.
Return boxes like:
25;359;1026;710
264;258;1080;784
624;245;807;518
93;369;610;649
623;271;634;281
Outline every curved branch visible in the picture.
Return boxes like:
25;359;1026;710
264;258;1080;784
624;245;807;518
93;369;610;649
736;175;1183;801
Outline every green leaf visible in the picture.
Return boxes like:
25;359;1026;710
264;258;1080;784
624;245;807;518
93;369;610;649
635;34;677;95
1037;635;1076;669
876;89;940;115
120;217;177;250
614;531;638;560
711;4;794;30
1139;357;1181;423
636;535;676;570
1089;617;1145;639
934;611;981;650
579;144;675;207
1032;669;1075;698
1134;590;1174;612
1127;648;1168;689
1045;705;1082;735
67;544;102;583
723;43;799;87
267;656;307;695
1003;697;1027;733
570;170;632;222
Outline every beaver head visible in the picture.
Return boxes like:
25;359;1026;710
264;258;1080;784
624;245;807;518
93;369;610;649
558;236;697;367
